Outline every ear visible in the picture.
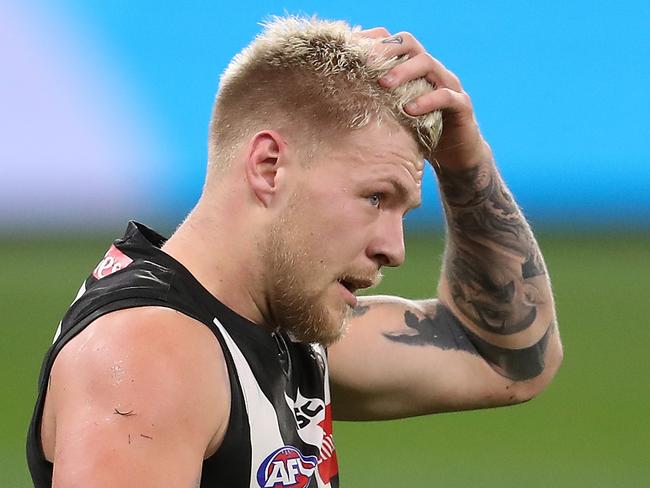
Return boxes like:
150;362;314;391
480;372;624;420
244;130;288;207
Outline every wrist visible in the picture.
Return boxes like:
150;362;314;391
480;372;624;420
430;134;493;173
437;158;497;209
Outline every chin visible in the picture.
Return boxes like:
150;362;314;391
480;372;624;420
318;303;352;347
270;282;352;347
297;301;351;347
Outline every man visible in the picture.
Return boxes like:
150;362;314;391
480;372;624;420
27;16;562;488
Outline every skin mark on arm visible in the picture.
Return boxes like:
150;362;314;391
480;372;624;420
384;303;551;381
114;408;136;417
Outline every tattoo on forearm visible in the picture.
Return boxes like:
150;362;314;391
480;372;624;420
439;163;548;336
384;304;551;380
381;163;554;380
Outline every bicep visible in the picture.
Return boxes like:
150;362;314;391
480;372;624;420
49;308;229;487
328;296;560;420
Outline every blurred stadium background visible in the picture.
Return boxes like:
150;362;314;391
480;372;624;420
1;1;648;486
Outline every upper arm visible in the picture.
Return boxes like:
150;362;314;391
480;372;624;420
327;295;562;420
47;307;229;487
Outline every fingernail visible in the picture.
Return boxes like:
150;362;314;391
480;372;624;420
380;74;395;86
405;101;418;113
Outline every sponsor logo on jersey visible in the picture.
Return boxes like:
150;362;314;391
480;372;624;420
285;389;326;447
316;404;338;484
256;445;317;488
282;389;339;485
92;245;133;279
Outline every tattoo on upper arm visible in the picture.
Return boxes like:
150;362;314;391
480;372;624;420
384;305;477;354
384;303;551;380
351;304;370;317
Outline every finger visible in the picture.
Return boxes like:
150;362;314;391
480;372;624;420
404;88;473;117
352;27;392;40
379;52;463;92
367;31;423;61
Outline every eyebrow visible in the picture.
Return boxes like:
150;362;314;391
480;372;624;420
386;178;422;210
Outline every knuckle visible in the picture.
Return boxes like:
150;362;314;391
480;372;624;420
440;88;454;104
396;31;415;43
458;90;471;106
423;52;435;63
421;52;438;68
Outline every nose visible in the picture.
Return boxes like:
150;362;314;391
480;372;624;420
367;212;406;268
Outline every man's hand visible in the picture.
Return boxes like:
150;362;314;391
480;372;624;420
357;27;492;170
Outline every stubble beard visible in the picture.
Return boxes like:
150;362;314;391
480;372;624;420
262;215;351;347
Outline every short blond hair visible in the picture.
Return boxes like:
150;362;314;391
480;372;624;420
208;16;442;170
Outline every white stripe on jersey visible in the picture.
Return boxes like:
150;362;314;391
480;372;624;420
53;282;87;343
213;318;286;488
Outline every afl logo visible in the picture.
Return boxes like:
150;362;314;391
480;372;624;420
256;446;317;488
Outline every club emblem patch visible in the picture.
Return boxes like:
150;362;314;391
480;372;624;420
256;446;317;488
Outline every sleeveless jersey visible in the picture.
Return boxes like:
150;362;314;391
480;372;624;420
27;221;340;488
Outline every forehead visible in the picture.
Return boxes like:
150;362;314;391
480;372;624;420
328;121;425;193
343;120;424;168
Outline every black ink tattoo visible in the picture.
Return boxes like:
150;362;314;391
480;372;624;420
140;433;153;440
385;305;551;380
381;35;404;44
439;163;548;336
384;306;476;354
522;253;546;279
351;304;370;317
464;322;552;380
382;162;555;380
438;164;494;208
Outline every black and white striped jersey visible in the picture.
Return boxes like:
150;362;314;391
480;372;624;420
27;221;340;488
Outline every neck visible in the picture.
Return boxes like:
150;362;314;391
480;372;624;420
161;198;269;327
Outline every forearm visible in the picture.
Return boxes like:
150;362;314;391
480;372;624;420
436;158;559;380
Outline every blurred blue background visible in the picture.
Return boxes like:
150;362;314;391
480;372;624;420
2;0;648;232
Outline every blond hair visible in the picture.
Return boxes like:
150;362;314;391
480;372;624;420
208;16;442;171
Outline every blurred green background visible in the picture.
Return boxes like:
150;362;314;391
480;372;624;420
3;230;649;487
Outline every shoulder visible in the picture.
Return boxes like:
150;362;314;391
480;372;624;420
50;306;230;457
54;306;228;383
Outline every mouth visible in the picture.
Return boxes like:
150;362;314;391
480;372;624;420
336;276;375;307
337;277;374;294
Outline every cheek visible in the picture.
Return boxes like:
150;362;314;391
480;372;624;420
300;189;372;260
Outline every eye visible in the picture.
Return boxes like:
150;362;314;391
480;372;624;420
368;194;382;208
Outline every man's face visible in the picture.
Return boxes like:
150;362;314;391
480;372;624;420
262;121;424;346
